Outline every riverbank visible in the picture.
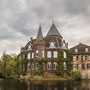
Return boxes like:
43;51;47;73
17;76;74;81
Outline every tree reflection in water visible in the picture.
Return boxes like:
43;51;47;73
0;79;90;90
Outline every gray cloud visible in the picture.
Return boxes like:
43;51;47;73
0;0;90;56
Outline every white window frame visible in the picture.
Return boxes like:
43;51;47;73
36;62;39;69
49;42;55;48
23;54;25;59
32;53;34;59
64;62;67;70
53;51;58;58
28;53;31;59
85;48;88;52
73;56;77;61
63;52;67;58
54;62;57;70
42;51;44;57
47;62;52;70
73;64;78;70
19;56;21;60
88;56;90;60
32;63;34;70
47;51;51;58
36;50;39;57
27;63;30;70
75;49;78;53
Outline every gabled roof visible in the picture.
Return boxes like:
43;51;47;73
36;25;43;40
70;43;90;54
46;23;62;37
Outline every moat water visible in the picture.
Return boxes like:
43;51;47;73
0;79;90;90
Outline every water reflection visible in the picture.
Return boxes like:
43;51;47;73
0;79;90;90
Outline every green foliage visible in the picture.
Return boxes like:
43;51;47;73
55;49;72;77
19;53;28;75
33;58;46;76
72;71;82;80
0;53;19;78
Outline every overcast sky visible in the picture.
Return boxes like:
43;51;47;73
0;0;90;57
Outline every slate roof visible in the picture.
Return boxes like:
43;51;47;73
45;36;62;48
70;43;90;55
36;25;43;40
46;23;62;37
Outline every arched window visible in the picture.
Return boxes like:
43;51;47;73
36;50;39;57
47;62;52;70
49;42;55;48
54;62;58;70
63;52;67;58
27;63;30;70
53;51;58;58
47;51;51;58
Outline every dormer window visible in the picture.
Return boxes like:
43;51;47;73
49;42;55;48
28;44;32;50
75;49;78;53
85;48;88;52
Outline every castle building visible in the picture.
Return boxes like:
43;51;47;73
70;43;90;78
18;23;68;77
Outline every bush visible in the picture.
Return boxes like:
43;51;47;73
72;71;82;80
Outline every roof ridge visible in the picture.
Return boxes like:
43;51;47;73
36;25;43;40
46;23;62;37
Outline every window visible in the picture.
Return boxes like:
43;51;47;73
23;64;24;71
81;56;87;61
47;62;52;70
28;44;32;50
36;50;39;57
82;63;85;70
75;49;78;53
64;52;67;58
85;48;88;52
23;54;25;59
47;51;51;58
36;62;39;69
73;64;78;70
43;63;45;70
64;62;67;70
88;56;90;60
73;56;78;61
54;62;57;70
32;53;34;59
19;56;21;60
63;43;66;48
28;53;30;59
50;42;55;48
42;51;44;57
32;63;34;70
27;63;30;70
53;51;58;58
87;64;90;69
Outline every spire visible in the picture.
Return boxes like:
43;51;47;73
36;24;43;40
46;23;62;37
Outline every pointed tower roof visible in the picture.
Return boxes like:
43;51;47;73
46;23;62;37
36;24;43;40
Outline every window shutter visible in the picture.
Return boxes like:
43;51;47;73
77;56;78;61
85;56;87;60
81;56;83;61
87;64;88;69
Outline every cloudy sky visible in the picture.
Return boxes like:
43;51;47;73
0;0;90;56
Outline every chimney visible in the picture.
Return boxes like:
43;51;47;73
30;37;33;41
66;43;68;49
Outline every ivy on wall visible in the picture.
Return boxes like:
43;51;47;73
55;49;72;77
19;49;72;77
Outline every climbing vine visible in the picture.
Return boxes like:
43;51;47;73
34;58;46;76
55;49;72;77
